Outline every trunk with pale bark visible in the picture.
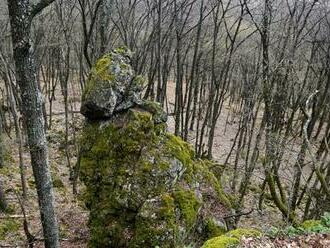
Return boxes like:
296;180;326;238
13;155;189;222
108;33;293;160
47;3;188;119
7;0;59;247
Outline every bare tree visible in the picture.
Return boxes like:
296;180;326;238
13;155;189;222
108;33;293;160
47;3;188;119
6;0;60;247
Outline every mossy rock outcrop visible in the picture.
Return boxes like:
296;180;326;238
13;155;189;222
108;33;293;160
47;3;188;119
80;109;232;247
201;228;261;248
80;50;232;247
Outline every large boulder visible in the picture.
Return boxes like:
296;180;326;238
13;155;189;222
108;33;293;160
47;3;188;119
81;48;144;119
79;50;232;247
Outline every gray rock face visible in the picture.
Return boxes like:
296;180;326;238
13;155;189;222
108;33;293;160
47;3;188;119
81;48;148;119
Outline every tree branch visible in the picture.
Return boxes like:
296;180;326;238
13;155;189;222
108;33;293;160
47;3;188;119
30;0;56;19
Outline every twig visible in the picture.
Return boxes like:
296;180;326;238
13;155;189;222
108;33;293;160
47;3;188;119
223;208;254;219
0;215;30;219
46;110;80;116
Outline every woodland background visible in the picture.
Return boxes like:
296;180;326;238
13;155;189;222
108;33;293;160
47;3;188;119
0;0;329;247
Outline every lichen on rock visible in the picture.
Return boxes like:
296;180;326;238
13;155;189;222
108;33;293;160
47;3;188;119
79;49;231;247
81;48;147;120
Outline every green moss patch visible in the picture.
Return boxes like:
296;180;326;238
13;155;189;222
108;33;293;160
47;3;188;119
226;228;261;239
52;177;64;188
205;218;227;238
173;189;201;227
301;220;322;231
201;228;261;248
166;134;194;167
0;219;20;240
299;218;330;233
201;236;239;248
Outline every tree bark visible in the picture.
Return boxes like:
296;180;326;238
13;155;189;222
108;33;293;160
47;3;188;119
7;1;60;247
0;104;4;168
0;178;7;212
0;106;6;212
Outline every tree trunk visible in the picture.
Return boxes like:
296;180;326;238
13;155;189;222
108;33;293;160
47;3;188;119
0;104;4;168
7;1;60;247
0;178;7;212
0;105;6;212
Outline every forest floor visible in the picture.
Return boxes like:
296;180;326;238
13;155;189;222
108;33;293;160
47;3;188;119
0;82;329;247
0;110;89;247
240;233;330;248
